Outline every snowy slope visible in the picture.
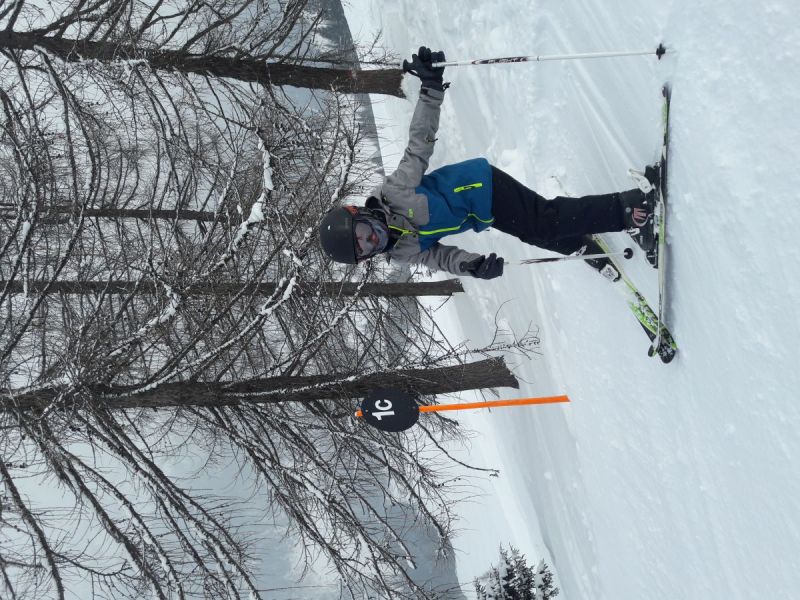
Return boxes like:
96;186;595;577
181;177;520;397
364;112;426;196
345;1;800;599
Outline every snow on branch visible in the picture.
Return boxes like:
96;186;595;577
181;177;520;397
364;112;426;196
107;278;183;360
209;136;274;274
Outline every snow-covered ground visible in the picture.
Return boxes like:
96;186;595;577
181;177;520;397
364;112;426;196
345;1;800;598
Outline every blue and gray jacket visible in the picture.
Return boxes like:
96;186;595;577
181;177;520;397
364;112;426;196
366;87;493;275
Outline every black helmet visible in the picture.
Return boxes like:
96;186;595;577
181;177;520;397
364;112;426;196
319;206;358;264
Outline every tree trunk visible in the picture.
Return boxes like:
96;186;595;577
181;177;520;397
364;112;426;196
4;358;518;411
0;279;463;297
0;207;226;224
0;31;406;97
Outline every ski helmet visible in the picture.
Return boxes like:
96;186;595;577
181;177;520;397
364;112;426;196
319;206;390;264
319;206;359;264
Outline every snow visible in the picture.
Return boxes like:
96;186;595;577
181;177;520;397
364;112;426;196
345;1;800;599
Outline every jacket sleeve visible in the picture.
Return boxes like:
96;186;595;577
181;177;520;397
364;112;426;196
406;242;482;276
384;88;445;191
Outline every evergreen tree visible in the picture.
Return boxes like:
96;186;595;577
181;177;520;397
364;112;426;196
474;545;560;600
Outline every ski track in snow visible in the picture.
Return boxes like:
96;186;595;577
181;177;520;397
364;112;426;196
346;1;800;599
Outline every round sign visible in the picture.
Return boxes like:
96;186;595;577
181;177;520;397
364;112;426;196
360;388;419;432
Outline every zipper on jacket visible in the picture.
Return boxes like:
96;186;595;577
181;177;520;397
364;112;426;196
390;213;494;238
453;182;484;193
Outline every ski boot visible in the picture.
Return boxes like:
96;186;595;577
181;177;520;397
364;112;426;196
621;164;660;265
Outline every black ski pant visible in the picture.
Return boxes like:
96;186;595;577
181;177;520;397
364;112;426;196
490;166;626;255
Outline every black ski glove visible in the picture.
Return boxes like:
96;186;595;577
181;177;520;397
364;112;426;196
460;253;504;280
403;46;447;91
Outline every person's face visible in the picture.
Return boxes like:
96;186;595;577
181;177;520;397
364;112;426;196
354;221;381;259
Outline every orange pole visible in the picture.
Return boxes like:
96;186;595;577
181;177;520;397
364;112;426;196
419;395;569;412
355;395;569;418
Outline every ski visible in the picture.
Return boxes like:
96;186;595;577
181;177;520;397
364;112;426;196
590;235;677;363
648;84;672;358
551;89;678;366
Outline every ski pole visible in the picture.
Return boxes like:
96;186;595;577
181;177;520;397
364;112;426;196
517;248;633;265
427;43;666;69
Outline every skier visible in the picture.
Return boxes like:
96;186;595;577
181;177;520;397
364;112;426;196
318;46;658;281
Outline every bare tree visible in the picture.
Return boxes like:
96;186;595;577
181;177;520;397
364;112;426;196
0;0;405;96
3;357;519;411
0;2;541;599
0;278;465;297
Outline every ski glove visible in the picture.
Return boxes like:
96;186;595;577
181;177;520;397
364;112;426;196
460;253;504;280
403;46;447;91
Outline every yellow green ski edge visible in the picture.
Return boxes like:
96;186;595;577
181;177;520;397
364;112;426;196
592;235;677;363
